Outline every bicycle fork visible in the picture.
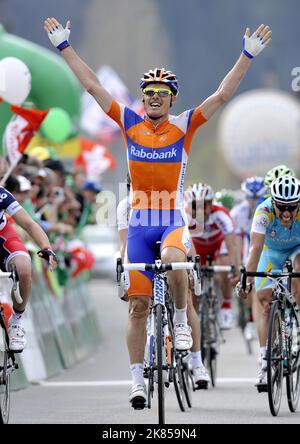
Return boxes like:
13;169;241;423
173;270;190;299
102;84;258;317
149;274;171;383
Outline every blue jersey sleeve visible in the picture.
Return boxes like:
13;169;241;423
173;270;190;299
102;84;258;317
0;187;22;216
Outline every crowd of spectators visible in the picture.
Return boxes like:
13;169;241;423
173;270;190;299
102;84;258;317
0;151;101;283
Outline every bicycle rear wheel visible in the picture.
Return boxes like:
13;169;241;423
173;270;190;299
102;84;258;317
267;301;283;417
286;310;300;412
0;325;10;424
155;304;165;425
181;361;193;408
201;297;217;387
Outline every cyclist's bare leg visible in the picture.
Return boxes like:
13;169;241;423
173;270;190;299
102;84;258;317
161;247;187;309
7;256;32;312
215;254;232;303
252;288;273;347
187;289;200;352
292;253;300;307
127;296;151;364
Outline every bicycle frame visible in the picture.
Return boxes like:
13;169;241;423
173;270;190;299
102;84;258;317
116;256;201;423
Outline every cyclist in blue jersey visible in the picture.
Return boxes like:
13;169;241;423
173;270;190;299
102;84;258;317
237;176;300;387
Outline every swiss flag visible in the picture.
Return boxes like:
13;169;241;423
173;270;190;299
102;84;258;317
74;137;116;181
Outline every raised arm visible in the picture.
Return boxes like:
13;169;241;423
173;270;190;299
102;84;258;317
44;17;113;113
200;24;272;120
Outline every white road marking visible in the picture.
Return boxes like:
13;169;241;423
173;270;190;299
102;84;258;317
35;378;257;387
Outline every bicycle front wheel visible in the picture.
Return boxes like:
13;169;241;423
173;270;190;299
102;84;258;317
0;326;10;424
267;301;283;417
155;304;165;425
286;309;300;413
173;357;185;412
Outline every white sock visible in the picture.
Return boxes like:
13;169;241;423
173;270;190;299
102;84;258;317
130;363;144;386
10;310;23;324
174;306;188;325
260;346;267;358
191;351;203;369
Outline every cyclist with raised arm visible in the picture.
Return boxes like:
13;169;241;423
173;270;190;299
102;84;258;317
237;176;300;388
0;184;57;352
185;183;239;329
43;17;271;407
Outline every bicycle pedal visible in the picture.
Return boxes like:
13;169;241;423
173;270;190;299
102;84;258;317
195;381;209;390
255;383;268;393
131;397;146;410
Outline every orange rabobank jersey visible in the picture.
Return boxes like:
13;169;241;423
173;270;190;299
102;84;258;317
107;100;207;210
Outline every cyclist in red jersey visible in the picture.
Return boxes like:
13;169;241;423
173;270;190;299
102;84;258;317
185;184;239;329
44;17;271;407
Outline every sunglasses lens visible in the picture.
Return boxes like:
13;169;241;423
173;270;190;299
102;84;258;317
158;90;170;97
144;89;155;97
143;88;171;97
276;203;298;212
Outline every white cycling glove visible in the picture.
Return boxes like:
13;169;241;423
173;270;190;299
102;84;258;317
47;22;71;51
243;30;267;59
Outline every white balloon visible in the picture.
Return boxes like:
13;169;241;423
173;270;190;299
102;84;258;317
0;57;31;104
218;89;300;178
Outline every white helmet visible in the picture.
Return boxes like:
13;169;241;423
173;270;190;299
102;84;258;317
190;183;215;201
270;176;300;204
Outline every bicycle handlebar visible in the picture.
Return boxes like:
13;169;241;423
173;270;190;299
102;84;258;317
122;262;196;272
116;256;201;283
0;273;13;279
202;265;235;274
240;266;300;290
0;267;22;304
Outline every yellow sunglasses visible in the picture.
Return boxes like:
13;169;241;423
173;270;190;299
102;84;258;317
143;87;173;97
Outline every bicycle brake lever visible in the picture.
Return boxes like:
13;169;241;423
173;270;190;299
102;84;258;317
116;257;124;283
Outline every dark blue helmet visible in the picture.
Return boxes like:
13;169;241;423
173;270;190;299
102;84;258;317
241;176;266;198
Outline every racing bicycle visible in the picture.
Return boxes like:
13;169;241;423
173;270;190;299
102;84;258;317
117;250;201;424
241;261;300;416
0;265;21;424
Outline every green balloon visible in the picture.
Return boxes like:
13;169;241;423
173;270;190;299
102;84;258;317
40;107;71;144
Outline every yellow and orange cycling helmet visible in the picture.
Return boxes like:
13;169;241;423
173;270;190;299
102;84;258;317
140;68;179;96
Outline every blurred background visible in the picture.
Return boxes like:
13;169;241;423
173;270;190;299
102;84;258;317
1;0;299;194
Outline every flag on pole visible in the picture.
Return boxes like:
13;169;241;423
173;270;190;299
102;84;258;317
3;105;49;165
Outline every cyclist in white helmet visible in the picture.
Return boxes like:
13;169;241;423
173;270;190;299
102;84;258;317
185;183;239;330
237;175;300;389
